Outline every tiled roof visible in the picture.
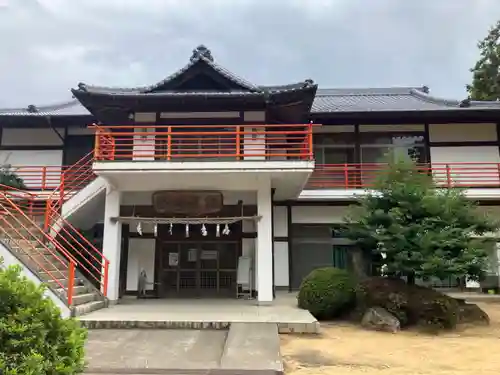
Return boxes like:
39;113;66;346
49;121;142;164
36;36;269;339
2;86;500;117
76;45;316;96
0;99;90;116
311;86;500;113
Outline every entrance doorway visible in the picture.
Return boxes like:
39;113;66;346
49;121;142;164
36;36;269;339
159;241;240;298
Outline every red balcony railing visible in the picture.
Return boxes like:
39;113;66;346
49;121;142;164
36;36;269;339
92;124;314;161
3;166;63;190
307;163;500;189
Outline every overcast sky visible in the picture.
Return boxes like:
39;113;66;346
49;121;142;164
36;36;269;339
0;0;498;107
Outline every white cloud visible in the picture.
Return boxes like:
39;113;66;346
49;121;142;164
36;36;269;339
0;0;499;106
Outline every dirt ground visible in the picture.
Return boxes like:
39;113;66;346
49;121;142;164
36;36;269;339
281;302;500;375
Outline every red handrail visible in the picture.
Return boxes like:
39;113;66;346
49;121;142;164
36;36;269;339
0;187;77;305
307;163;500;189
45;200;109;295
91;124;314;161
44;151;96;229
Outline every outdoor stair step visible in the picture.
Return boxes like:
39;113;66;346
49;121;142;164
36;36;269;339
56;285;90;296
73;292;100;306
220;323;283;373
46;278;72;289
73;300;106;317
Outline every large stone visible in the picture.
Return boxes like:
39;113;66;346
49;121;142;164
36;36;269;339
361;307;400;333
457;303;490;326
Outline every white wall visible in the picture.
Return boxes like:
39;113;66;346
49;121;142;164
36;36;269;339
274;241;289;287
1;128;64;146
430;146;500;186
292;205;350;224
429;123;497;142
0;242;71;318
0;150;63;188
126;238;156;291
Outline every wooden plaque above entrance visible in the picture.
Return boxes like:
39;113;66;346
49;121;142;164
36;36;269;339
152;190;223;216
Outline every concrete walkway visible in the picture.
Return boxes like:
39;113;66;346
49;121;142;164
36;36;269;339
85;323;284;374
79;293;319;334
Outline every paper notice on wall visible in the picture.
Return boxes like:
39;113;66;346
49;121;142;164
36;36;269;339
188;249;197;262
168;252;179;266
201;250;218;260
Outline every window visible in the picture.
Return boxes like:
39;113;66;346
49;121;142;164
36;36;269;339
359;133;427;164
314;133;356;164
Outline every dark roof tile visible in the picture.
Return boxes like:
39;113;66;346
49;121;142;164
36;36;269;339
311;87;500;113
0;99;90;116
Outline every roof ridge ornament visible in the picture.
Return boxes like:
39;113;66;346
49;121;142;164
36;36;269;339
190;45;214;62
26;104;38;113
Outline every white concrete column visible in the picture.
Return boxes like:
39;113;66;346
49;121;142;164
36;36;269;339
256;177;273;303
102;185;122;302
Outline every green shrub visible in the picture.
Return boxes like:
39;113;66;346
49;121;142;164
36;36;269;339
297;267;357;319
0;261;87;375
356;277;459;330
0;165;26;189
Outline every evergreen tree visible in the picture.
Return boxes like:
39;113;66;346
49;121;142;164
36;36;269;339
467;20;500;100
344;156;499;284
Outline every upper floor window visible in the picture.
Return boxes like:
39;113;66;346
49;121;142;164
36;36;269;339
359;132;427;164
314;132;355;165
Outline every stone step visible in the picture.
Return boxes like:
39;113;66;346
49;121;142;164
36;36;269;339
56;285;90;296
220;323;283;373
73;300;106;317
73;292;100;306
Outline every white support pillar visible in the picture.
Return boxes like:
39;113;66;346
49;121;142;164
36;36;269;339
256;177;273;303
102;184;122;302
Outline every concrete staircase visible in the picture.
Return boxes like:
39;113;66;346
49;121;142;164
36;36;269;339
0;209;106;317
85;323;284;375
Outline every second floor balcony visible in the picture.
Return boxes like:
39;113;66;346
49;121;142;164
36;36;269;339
93;124;314;162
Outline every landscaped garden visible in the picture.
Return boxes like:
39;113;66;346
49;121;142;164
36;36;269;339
285;156;500;374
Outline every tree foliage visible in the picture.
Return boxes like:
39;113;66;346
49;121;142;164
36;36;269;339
467;20;500;100
344;156;499;284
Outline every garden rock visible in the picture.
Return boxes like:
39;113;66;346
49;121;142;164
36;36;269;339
356;277;460;330
361;307;401;333
457;303;490;325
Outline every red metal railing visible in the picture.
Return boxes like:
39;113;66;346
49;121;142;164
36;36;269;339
307;163;500;189
93;124;314;161
0;150;109;302
4;166;63;190
43;151;96;226
45;200;109;294
0;186;76;305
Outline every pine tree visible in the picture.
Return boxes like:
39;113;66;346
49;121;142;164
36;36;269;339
344;157;499;284
467;20;500;100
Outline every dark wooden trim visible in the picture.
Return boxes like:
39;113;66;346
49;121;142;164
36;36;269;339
429;141;499;147
128;232;157;239
0;145;64;151
61;125;69;166
154;236;161;297
274;236;288;242
496;122;500;157
286;203;293;292
423;123;431;163
274;200;357;207
271;189;276;298
0;126;3;146
119;224;129;298
242;232;257;238
354;124;361;163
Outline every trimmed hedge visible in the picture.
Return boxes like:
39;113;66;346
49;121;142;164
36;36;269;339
0;261;87;375
297;267;357;319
